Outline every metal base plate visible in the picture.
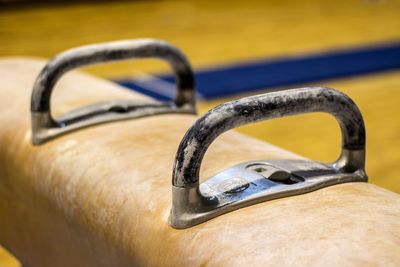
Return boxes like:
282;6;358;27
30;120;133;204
170;159;367;229
201;159;367;209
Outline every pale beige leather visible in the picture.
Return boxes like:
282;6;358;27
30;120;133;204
0;58;399;267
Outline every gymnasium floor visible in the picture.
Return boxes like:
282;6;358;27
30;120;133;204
0;0;399;264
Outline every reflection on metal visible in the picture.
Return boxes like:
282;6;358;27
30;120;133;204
170;87;367;229
31;39;197;145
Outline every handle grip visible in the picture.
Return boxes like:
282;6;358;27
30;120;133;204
170;87;366;228
31;39;196;144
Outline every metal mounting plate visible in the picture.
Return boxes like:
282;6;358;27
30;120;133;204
200;159;367;209
32;99;195;144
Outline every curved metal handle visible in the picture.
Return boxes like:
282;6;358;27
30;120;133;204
31;39;196;144
170;87;366;228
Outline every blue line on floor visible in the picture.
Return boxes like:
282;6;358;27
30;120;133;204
116;41;400;100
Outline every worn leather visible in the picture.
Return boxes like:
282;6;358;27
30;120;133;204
0;58;399;266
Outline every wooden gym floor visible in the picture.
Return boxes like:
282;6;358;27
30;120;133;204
0;0;399;264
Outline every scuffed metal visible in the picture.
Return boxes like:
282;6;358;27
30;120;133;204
31;39;197;145
170;87;367;228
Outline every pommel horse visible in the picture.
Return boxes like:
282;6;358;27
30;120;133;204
0;39;399;266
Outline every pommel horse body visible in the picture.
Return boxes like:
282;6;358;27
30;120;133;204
0;39;399;266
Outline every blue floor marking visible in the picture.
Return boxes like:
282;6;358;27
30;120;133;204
116;41;400;100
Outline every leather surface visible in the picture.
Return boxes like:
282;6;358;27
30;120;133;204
0;58;399;266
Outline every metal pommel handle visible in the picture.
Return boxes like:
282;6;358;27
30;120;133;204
31;39;196;144
170;87;366;228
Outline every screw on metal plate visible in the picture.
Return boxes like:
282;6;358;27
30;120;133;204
170;87;367;229
31;39;196;145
